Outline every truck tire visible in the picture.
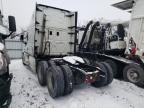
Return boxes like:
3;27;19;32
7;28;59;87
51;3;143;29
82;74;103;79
37;61;48;86
46;66;65;98
91;63;107;87
22;53;26;65
123;64;144;87
101;62;114;85
105;59;117;77
60;65;74;95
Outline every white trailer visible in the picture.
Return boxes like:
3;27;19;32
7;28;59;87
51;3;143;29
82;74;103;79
128;0;144;61
113;0;144;59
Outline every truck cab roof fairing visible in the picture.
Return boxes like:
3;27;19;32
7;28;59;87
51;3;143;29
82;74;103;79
36;4;71;13
112;0;134;10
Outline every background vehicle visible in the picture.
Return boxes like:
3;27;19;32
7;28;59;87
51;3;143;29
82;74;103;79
0;1;16;107
76;0;144;87
112;0;144;86
76;19;144;87
21;4;113;98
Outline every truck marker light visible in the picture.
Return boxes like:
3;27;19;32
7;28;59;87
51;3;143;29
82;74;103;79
142;52;144;57
129;47;136;55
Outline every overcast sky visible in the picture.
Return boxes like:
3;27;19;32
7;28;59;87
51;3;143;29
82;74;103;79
1;0;130;29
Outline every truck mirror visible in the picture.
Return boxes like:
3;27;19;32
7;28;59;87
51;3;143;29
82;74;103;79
8;16;16;32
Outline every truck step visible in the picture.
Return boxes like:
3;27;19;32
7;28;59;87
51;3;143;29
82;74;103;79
35;21;40;24
69;42;74;44
65;14;74;17
67;52;74;54
68;32;75;35
36;7;42;12
68;26;76;29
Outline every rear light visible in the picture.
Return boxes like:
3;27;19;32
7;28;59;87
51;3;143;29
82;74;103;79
129;47;136;55
84;75;94;83
142;52;144;57
128;37;136;55
0;53;4;70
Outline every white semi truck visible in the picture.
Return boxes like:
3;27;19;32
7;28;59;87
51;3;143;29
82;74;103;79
21;4;113;98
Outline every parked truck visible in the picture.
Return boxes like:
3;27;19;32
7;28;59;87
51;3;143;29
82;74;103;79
0;2;16;107
76;0;144;87
21;4;113;98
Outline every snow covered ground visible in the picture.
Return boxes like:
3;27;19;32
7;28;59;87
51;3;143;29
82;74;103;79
9;59;144;108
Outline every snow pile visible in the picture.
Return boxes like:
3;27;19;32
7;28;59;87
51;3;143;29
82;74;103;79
9;60;144;108
63;56;85;65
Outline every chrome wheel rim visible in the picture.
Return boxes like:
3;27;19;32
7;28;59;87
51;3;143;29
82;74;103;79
127;70;139;83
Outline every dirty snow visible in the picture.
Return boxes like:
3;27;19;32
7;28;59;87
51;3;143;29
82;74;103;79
9;59;144;108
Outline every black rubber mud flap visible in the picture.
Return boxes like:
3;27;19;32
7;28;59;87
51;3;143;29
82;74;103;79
105;59;117;77
123;63;144;87
101;62;114;85
22;53;26;65
46;66;65;98
22;53;29;66
0;74;13;108
37;61;48;86
91;63;108;87
60;65;74;95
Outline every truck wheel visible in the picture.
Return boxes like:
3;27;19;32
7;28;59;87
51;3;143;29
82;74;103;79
123;64;144;87
60;65;74;95
46;66;65;98
37;61;48;86
101;62;114;85
105;59;117;77
91;63;107;87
